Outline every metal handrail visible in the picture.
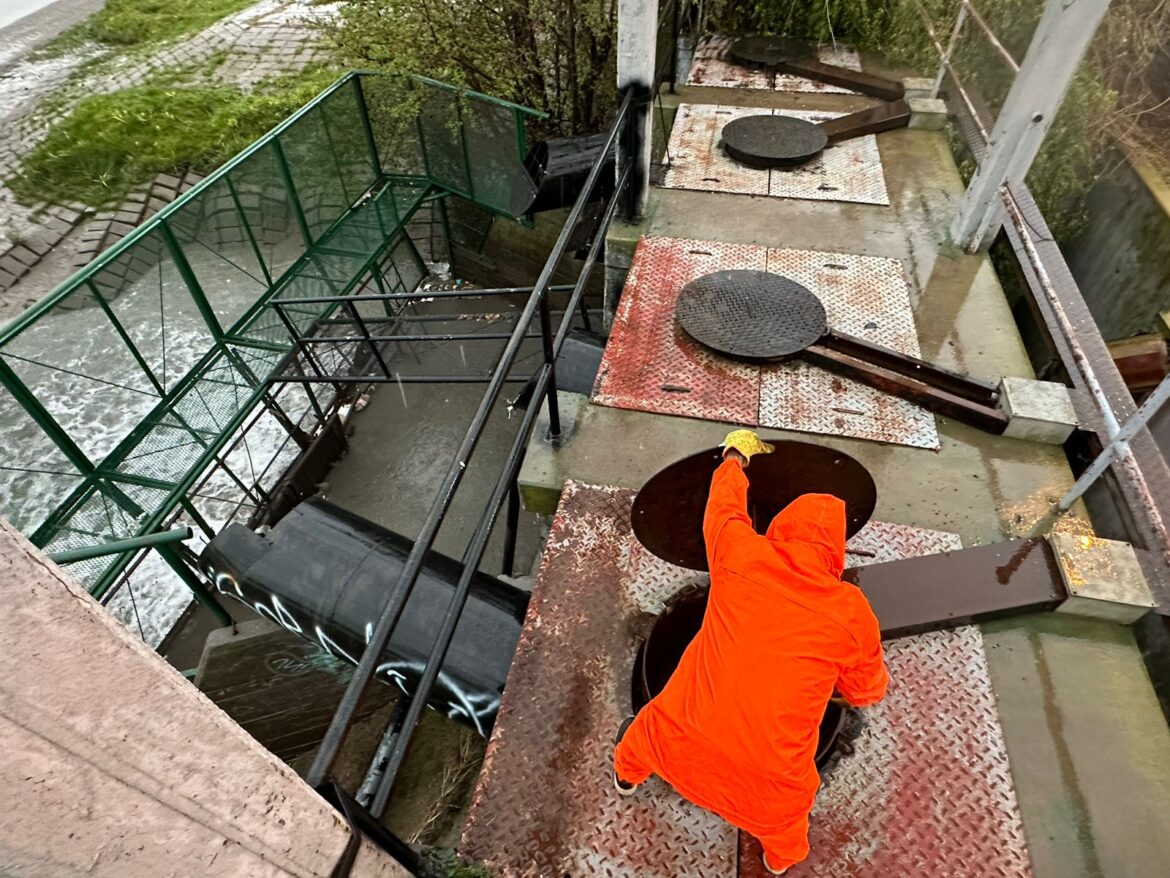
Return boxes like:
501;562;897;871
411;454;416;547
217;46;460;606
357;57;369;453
304;88;636;791
924;1;1170;589
364;164;633;818
960;0;1020;72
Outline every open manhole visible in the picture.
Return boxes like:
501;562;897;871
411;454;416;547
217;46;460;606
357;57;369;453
631;586;852;771
631;444;877;571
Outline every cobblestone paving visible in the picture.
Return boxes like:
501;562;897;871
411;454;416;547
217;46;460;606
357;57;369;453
0;0;338;299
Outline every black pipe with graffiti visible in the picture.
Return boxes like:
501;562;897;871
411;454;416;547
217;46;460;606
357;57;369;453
198;499;529;737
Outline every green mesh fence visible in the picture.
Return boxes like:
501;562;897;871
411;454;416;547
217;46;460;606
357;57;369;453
0;71;542;599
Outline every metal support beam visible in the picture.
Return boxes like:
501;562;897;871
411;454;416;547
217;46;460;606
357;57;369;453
1060;372;1170;509
950;0;1112;251
48;527;193;565
616;0;658;219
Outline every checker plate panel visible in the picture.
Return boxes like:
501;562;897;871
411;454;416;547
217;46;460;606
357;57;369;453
758;247;939;450
460;483;738;878
688;35;862;94
463;482;1033;878
739;629;1034;876
663;105;890;205
594;236;762;424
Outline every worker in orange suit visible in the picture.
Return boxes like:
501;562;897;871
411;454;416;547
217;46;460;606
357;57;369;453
613;430;889;875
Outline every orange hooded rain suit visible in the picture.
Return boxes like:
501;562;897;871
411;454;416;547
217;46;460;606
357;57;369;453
614;459;889;870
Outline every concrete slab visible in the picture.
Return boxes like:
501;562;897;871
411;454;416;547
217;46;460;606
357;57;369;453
1000;376;1079;444
982;615;1170;878
907;96;949;130
1051;532;1157;624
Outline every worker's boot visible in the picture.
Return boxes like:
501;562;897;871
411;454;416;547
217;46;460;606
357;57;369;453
612;716;639;796
761;853;790;875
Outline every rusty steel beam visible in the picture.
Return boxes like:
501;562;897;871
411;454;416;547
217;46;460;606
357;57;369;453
775;57;906;101
842;538;1066;639
818;100;913;144
821;329;1000;403
805;339;1009;434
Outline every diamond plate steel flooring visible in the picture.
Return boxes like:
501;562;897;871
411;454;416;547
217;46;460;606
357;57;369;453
593;236;940;449
461;481;1033;877
758;248;940;450
662;105;891;206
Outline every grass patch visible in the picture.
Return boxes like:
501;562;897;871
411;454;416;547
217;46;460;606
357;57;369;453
9;67;341;207
39;0;259;56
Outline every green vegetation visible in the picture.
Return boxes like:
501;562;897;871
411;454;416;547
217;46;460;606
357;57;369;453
41;0;258;54
9;68;340;207
326;0;617;136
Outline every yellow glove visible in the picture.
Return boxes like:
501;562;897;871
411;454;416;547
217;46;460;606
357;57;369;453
720;429;775;465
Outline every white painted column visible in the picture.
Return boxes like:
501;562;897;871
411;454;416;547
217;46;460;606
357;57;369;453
616;0;659;219
951;0;1112;251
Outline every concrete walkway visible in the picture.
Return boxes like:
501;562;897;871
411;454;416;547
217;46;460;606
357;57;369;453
513;54;1170;877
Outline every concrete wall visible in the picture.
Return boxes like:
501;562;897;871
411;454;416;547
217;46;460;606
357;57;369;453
1067;148;1170;340
0;518;408;878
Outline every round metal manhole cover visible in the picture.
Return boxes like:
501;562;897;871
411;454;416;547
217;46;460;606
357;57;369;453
729;35;815;67
631;444;878;571
722;114;828;168
676;269;827;360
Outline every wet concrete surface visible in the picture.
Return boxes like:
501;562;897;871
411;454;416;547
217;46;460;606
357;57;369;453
983;614;1170;878
569;83;1087;549
527;69;1170;875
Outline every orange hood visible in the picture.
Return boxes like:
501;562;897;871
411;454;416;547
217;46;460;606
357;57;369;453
764;493;847;576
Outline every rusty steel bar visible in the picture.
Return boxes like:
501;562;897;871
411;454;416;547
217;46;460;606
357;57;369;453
818;101;912;145
804;343;1009;434
820;329;1000;403
774;57;905;100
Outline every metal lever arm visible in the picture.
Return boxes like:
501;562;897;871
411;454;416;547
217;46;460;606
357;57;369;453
775;58;906;101
806;329;1008;433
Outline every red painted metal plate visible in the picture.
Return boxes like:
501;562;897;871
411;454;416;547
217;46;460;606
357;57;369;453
460;482;738;877
594;236;938;449
463;482;1033;878
594;236;763;424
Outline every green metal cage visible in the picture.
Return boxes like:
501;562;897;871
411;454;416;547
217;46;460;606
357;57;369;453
0;71;543;613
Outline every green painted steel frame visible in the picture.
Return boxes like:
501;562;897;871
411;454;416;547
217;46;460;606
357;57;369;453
0;70;541;605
